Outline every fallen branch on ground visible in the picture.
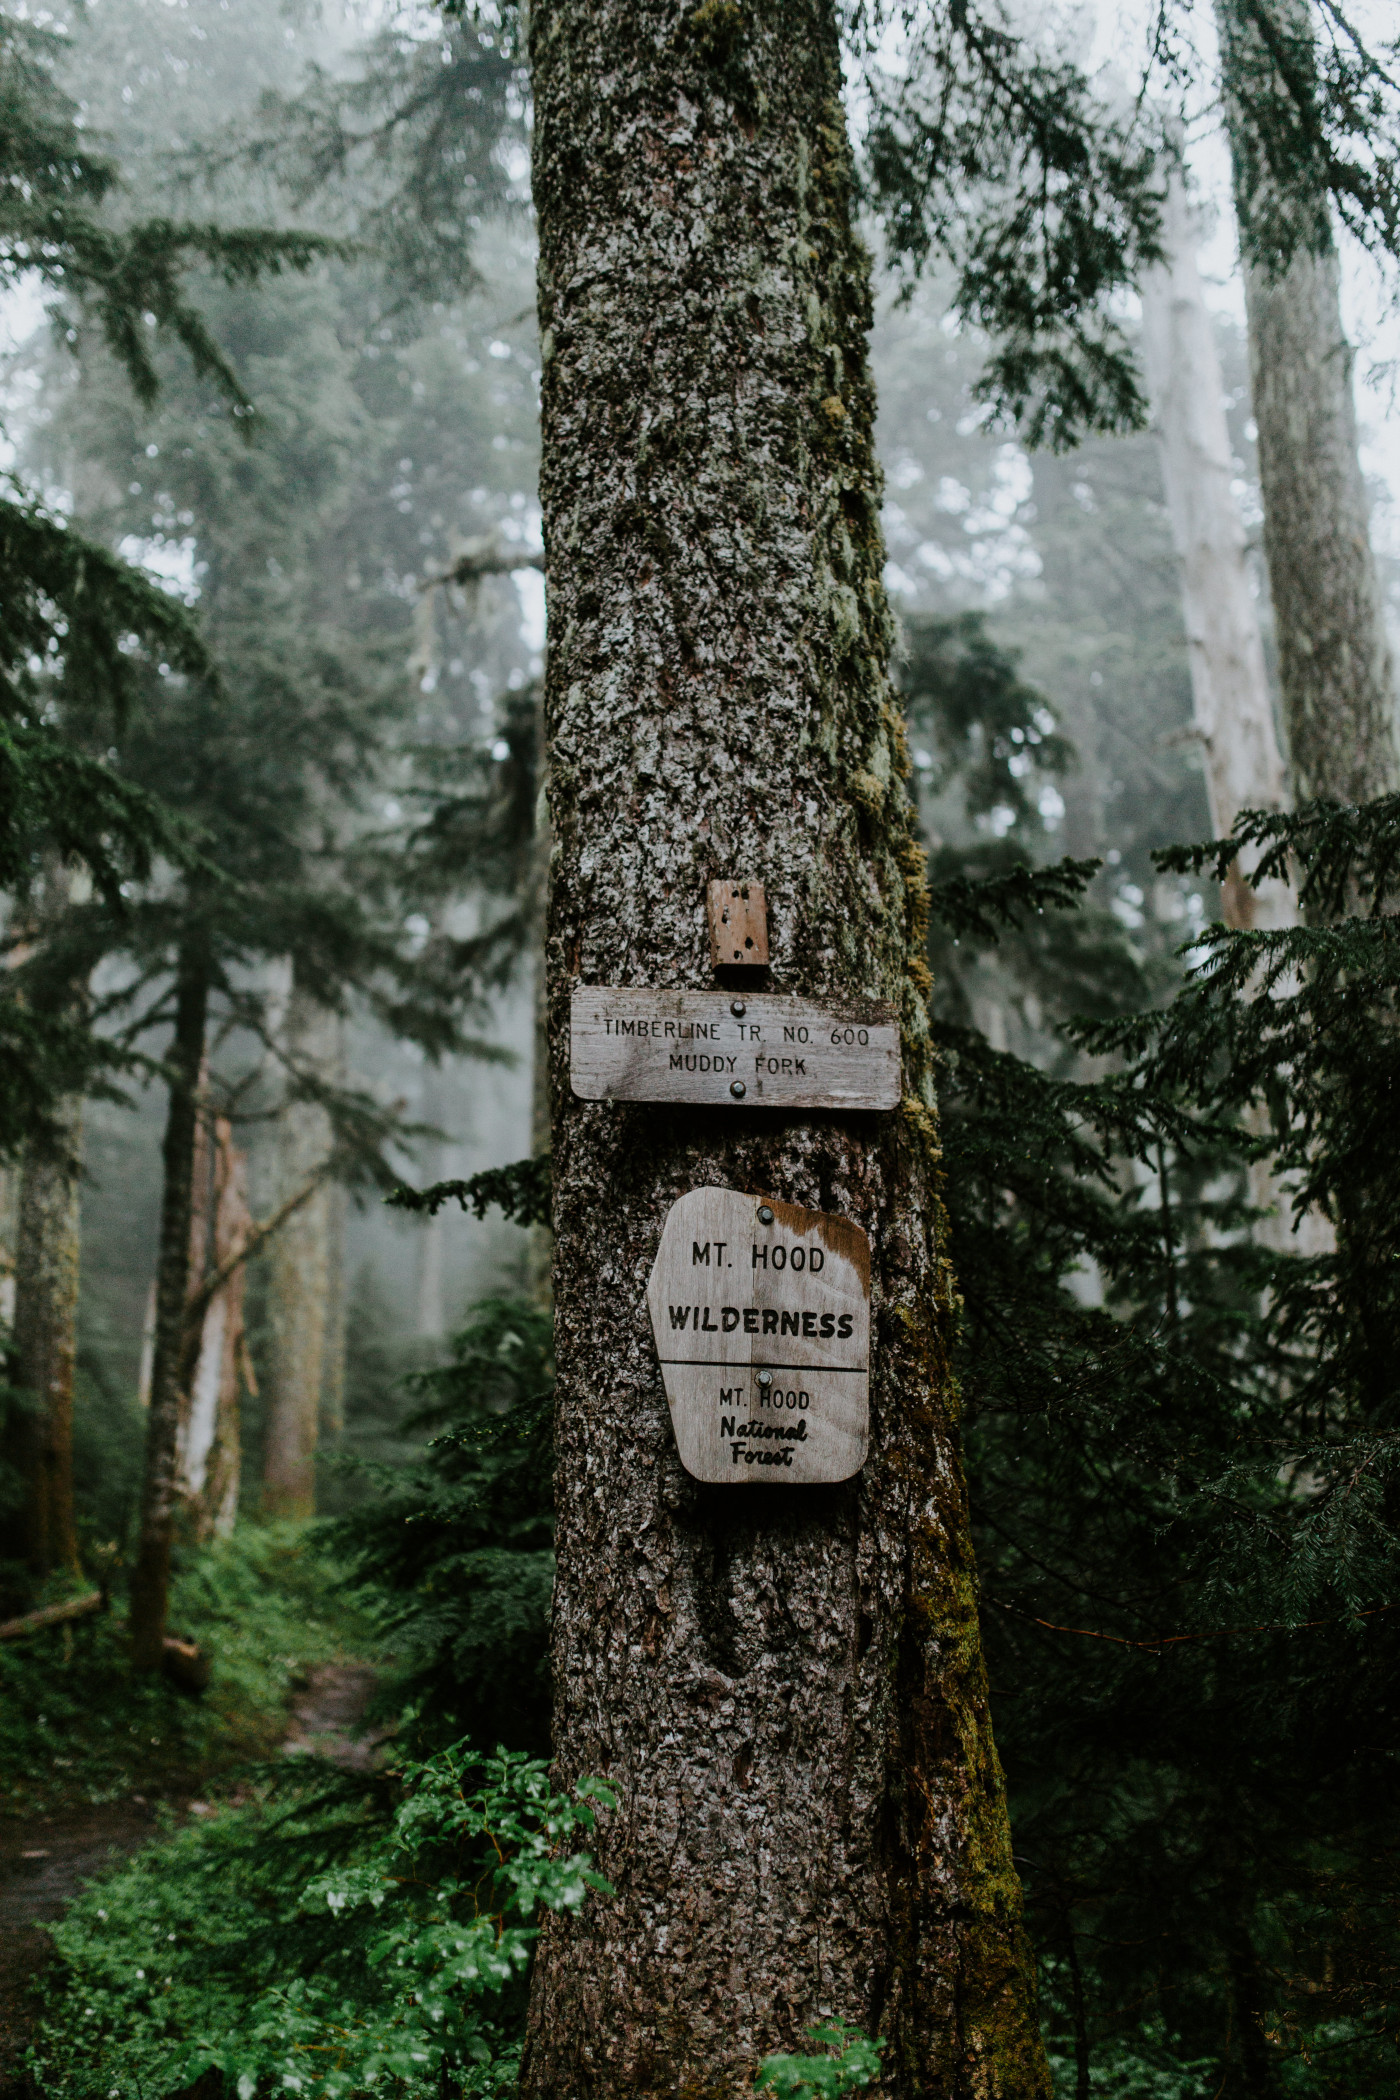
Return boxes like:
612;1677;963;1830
0;1590;104;1641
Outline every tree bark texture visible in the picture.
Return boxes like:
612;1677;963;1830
1139;173;1293;932
10;1094;83;1577
522;7;1048;2098
129;944;209;1669
262;986;339;1520
1218;0;1399;805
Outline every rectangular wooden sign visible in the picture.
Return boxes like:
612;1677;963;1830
570;987;900;1111
646;1187;870;1483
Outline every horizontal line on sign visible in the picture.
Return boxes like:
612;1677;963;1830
657;1358;868;1373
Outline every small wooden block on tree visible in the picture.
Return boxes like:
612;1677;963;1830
570;988;899;1109
706;878;769;967
646;1186;870;1483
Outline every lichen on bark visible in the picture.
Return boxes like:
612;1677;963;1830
522;4;1049;2095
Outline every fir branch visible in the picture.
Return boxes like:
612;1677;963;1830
387;1156;551;1228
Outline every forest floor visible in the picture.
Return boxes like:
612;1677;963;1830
0;1660;380;2093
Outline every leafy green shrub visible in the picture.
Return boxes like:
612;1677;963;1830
30;1743;613;2100
754;2023;884;2099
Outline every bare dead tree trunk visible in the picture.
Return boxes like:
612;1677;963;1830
1218;0;1399;806
262;986;339;1521
521;6;1048;2097
129;941;210;1669
1140;172;1293;931
10;1092;83;1578
178;1118;251;1541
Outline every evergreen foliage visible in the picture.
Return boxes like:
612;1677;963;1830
15;0;537;1188
911;628;1400;2090
321;1298;555;1758
853;0;1400;444
387;1153;550;1226
0;3;344;1156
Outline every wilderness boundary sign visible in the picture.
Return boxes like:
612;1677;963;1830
645;1187;871;1483
570;987;900;1109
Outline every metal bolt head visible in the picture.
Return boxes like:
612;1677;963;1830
757;1370;773;1388
730;999;746;1018
757;1204;774;1225
730;1079;746;1098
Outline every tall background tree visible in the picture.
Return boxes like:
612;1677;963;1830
1216;0;1399;805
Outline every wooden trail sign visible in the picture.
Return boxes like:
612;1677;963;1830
570;987;899;1110
645;1187;871;1484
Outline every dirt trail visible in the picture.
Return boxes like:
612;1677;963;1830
0;1661;378;2091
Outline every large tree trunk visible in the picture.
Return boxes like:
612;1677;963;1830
129;942;209;1669
10;1093;83;1577
1140;172;1292;931
262;986;339;1520
521;7;1048;2098
1217;0;1399;805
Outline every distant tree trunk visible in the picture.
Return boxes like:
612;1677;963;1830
321;1177;347;1443
10;1093;83;1577
1218;0;1399;805
262;987;338;1520
522;6;1048;2098
178;1117;251;1541
1140;171;1293;932
529;679;553;1309
129;940;210;1669
414;1071;448;1340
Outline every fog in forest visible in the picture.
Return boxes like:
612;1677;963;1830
2;3;1399;2096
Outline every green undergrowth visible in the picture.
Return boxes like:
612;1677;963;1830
0;1524;375;1814
29;1741;885;2100
28;1744;613;2100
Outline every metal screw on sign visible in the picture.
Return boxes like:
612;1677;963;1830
730;1080;746;1098
757;1204;774;1225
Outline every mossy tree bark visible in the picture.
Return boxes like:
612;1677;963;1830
521;5;1048;2097
10;1093;83;1578
1218;0;1399;806
129;939;209;1668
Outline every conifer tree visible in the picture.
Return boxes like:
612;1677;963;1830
21;0;538;1652
0;6;331;1009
